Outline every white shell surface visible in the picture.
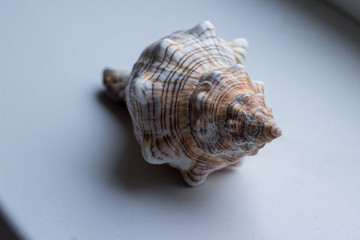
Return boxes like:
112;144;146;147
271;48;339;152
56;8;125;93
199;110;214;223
125;21;280;186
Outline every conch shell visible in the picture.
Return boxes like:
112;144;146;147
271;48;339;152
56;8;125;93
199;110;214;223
103;21;281;186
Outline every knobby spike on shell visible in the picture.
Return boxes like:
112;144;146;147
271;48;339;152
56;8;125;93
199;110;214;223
103;21;281;186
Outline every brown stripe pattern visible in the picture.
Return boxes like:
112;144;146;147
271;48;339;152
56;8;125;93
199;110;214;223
115;21;282;186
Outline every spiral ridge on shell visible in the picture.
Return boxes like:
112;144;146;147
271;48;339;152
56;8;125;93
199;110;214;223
104;21;281;186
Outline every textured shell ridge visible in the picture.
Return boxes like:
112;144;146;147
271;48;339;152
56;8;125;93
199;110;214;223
105;21;281;186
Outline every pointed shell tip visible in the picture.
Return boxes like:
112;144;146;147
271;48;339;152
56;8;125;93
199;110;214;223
271;125;282;138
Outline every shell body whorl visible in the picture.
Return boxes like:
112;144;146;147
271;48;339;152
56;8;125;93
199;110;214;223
112;21;281;186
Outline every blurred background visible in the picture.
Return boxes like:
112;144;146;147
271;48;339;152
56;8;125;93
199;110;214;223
1;0;360;239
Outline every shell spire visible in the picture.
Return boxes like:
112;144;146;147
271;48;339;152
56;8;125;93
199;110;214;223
103;21;281;186
263;119;282;140
227;91;281;141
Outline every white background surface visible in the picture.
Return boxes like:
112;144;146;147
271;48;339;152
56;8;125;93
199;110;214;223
1;0;360;239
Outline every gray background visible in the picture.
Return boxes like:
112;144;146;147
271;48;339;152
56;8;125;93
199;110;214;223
1;0;360;239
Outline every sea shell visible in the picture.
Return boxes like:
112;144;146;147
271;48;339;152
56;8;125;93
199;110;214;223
103;21;281;186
